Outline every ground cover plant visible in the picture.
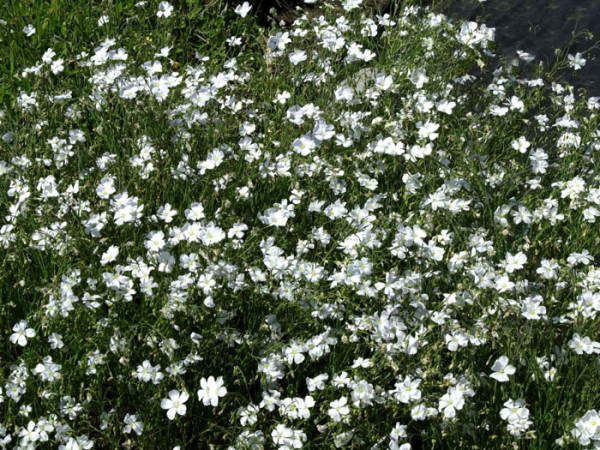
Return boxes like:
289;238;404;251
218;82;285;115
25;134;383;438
0;0;600;448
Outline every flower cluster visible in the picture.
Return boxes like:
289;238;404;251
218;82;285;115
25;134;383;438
569;409;600;447
500;399;533;437
0;0;599;448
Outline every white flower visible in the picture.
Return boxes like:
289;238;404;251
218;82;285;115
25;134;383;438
272;424;293;446
283;343;306;365
42;48;56;64
418;121;440;141
23;24;36;36
500;398;529;423
145;230;166;252
568;52;586;70
436;99;456;114
438;388;464;418
571;409;600;446
490;356;516;382
234;2;252;18
511;136;530;154
123;413;144;436
351;357;372;369
19;421;39;444
374;72;393;91
157;1;173;18
185;202;205;221
10;320;35;346
96;176;116;199
521;295;546;320
34;356;62;382
136;360;163;384
274;91;291;104
306;374;328;392
100;245;119;265
504;251;527;273
154;46;172;58
50;58;65;74
267;32;291;51
289;50;307;66
390;422;407;441
327;397;349;422
568;334;600;355
157;204;177;223
342;0;362;11
161;390;189;420
391;376;422;403
567;249;593;265
200;223;225;246
197;376;227;406
508;95;525;112
409;68;428;88
49;333;64;349
536;259;558;279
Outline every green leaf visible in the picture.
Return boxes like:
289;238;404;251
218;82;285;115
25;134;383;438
9;46;14;75
21;77;31;94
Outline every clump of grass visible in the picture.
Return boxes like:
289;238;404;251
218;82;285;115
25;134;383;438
0;0;599;448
